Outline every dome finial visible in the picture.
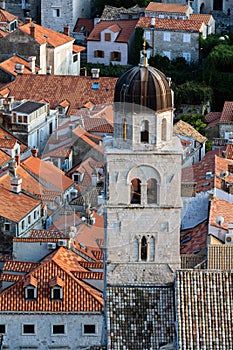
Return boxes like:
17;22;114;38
140;38;148;67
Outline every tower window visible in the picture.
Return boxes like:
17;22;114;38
131;178;141;204
141;236;148;261
161;118;167;141
147;178;157;204
140;120;149;143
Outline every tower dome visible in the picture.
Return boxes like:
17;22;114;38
114;47;172;113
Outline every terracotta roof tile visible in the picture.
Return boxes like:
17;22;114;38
21;156;74;191
205;111;221;123
72;271;103;279
83;117;113;133
0;127;28;153
0;8;18;23
19;22;74;47
49;275;64;287
226;144;233;159
174;120;207;143
3;75;117;116
88;19;138;42
3;260;40;273
190;13;213;25
214;155;233;191
219;101;233;122
145;2;190;14
73;18;94;33
137;17;204;32
0;186;41;222
0;273;23;282
0;54;40;76
0;149;11;166
182;148;225;193
73;44;85;53
0;247;103;312
180;220;208;254
209;197;233;230
23;274;38;287
30;229;70;239
79;261;103;269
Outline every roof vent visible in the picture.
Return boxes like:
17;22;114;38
47;242;56;250
57;239;67;247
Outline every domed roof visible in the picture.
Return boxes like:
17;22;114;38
114;49;172;113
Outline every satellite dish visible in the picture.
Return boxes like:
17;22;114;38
220;170;229;178
216;216;225;226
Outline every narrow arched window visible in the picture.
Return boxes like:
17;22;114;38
131;178;141;204
141;236;148;261
147;178;157;204
141;120;149;143
123;119;127;141
162;118;167;141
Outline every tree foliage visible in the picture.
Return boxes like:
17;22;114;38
179;114;207;135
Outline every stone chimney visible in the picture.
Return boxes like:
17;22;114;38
28;56;36;74
15;154;20;167
30;24;35;38
64;24;70;36
10;159;22;193
25;17;32;24
46;65;52;75
31;148;38;157
15;64;25;75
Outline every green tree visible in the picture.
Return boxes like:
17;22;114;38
179;114;207;135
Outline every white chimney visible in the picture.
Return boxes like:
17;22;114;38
91;68;100;79
28;56;36;74
15;64;25;75
11;177;22;194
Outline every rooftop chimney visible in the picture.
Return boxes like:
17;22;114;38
31;148;38;157
25;17;32;24
15;154;20;167
30;24;35;38
28;56;36;74
15;63;25;75
64;24;70;36
46;65;52;75
91;68;100;79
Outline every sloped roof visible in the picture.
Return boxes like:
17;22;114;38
21;156;74;192
0;186;41;223
174;120;207;143
182;148;225;193
137;17;204;32
72;44;85;53
209;197;233;230
82;117;113;133
19;22;74;47
3;260;39;273
0;54;40;76
214;155;233;190
180;220;208;254
88;19;138;42
175;270;233;349
146;2;190;14
0;247;103;312
2;75;117;116
73;18;94;33
0;149;11;167
0;8;18;23
0;127;28;153
190;13;213;25
219;101;233;122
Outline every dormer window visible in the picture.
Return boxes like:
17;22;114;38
24;276;38;300
49;276;64;301
105;33;111;41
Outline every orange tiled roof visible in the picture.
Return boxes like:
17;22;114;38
226;144;233;159
3;260;40;272
72;271;103;279
182;148;225;193
0;247;103;312
180;220;208;254
88;19;138;42
219;101;233;122
19;22;74;47
209;197;233;230
73;44;85;53
190;13;213;25
82;117;113;133
0;127;28;153
0;29;8;38
0;54;40;76
73;18;94;33
214;155;233;190
0;273;23;282
0;149;10;166
145;2;190;14
137;17;204;32
0;186;41;222
79;261;103;269
0;8;18;23
174;120;207;143
3;75;117;116
21;156;74;192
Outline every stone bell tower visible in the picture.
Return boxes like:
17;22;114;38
104;46;183;349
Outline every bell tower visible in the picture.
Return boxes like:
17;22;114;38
104;47;183;349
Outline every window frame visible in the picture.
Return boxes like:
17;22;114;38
51;324;66;336
51;286;63;301
24;286;37;300
163;32;171;41
104;33;111;41
0;324;6;334
4;223;10;232
182;52;191;62
183;33;191;43
82;324;97;336
94;50;104;58
110;51;121;62
22;324;36;335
